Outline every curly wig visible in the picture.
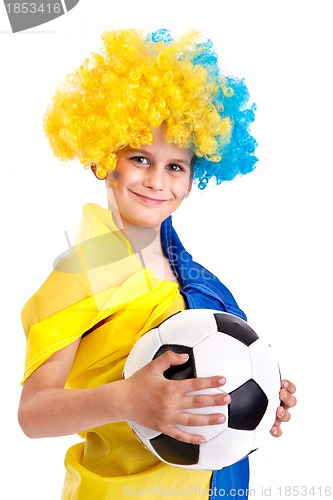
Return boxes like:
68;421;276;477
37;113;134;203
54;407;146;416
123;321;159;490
43;28;258;189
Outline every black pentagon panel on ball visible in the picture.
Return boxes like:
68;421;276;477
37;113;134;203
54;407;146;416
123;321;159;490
150;434;200;466
153;345;196;380
228;379;268;430
214;313;259;346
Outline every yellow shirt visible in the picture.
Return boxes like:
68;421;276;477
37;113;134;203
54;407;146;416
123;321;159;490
21;204;212;499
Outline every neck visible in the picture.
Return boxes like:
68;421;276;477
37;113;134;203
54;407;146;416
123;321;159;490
111;210;179;285
109;209;163;256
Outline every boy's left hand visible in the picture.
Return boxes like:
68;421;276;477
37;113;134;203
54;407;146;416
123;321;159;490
270;379;297;437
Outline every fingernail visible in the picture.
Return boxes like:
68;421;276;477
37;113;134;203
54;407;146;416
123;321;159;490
198;437;206;444
180;353;189;359
217;415;226;423
224;394;231;404
219;377;226;385
283;381;289;388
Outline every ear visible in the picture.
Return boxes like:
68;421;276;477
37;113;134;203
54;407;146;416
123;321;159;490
183;180;192;199
91;164;98;178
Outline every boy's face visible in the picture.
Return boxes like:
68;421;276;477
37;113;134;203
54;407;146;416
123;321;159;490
106;126;193;231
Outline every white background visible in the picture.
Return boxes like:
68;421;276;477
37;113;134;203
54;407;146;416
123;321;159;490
1;1;332;498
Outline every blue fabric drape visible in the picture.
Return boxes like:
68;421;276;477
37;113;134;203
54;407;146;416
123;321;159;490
161;216;250;500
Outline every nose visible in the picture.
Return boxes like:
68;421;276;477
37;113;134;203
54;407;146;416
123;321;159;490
143;166;165;191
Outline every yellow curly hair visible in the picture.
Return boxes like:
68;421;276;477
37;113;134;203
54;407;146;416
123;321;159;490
43;28;257;186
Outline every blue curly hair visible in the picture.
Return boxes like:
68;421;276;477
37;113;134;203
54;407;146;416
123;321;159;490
148;29;258;188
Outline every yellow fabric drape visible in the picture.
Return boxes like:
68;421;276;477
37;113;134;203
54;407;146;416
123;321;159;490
21;203;212;499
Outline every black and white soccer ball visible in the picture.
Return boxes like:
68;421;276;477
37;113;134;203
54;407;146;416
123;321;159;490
123;309;281;470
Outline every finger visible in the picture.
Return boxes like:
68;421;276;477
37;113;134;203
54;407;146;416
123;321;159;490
181;391;231;410
279;387;297;409
270;424;282;438
180;375;227;394
177;411;227;427
276;405;291;423
281;379;296;394
162;426;208;445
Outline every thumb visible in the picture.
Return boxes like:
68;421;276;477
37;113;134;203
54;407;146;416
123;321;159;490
152;350;189;374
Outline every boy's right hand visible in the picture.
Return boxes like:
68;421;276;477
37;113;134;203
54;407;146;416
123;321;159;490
119;350;230;444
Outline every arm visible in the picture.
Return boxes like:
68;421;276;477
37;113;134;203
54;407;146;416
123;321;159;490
18;341;230;444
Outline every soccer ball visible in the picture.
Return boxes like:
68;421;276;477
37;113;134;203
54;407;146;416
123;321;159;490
123;309;281;470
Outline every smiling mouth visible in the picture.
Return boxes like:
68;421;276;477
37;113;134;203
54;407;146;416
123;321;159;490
130;191;168;205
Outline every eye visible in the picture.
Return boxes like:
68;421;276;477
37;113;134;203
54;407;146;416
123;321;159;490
167;164;184;173
131;156;149;166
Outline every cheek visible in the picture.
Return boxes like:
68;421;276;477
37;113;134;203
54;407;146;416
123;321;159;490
107;170;133;191
116;169;143;188
175;180;191;199
106;169;123;189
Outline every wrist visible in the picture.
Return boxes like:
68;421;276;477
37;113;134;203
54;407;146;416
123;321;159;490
100;378;131;423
